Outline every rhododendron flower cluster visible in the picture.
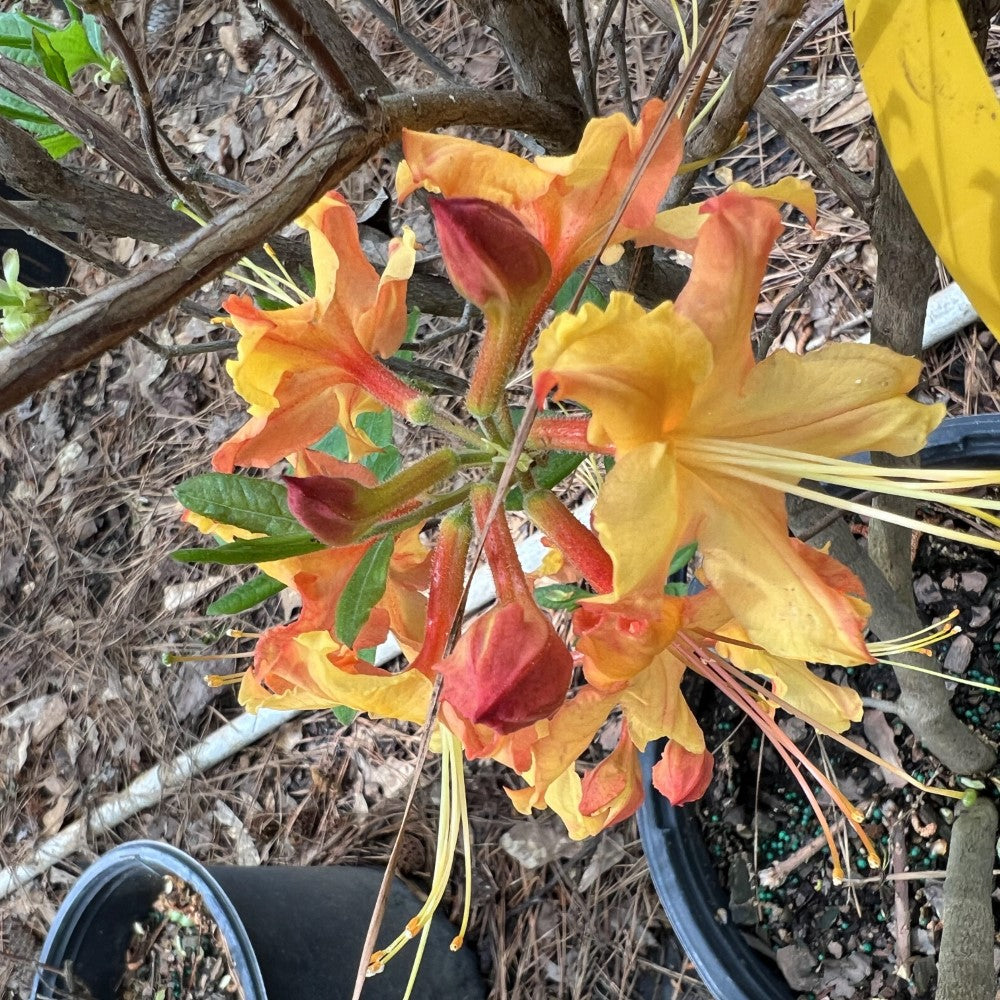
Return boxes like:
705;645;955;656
173;99;1000;975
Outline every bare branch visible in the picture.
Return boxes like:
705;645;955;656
0;87;573;410
353;0;462;83
454;0;586;150
0;57;163;194
82;0;209;214
260;0;378;114
671;0;805;203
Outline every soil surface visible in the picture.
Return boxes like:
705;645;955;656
120;878;244;1000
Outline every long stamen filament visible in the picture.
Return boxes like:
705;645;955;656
677;633;851;878
367;726;470;976
696;461;1000;553
205;671;246;687
700;636;968;801
163;651;255;664
868;610;961;655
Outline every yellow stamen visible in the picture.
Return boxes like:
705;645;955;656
676;438;1000;551
226;628;262;639
205;672;246;687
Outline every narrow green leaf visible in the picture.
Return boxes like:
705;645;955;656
551;270;608;315
171;534;323;565
663;582;689;597
668;542;698;576
206;573;286;615
534;582;593;612
335;535;394;646
31;28;71;90
0;36;31;50
175;473;300;536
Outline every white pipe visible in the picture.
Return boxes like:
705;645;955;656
852;282;979;349
0;515;583;899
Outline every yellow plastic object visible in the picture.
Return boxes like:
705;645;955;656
845;0;1000;339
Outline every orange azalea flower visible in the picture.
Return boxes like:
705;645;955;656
215;191;420;472
397;100;684;295
182;453;432;710
533;188;949;665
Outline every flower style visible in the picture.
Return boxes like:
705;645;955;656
533;188;947;665
215;191;420;472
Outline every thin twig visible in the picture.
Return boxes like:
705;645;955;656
354;0;462;83
756;237;842;359
591;0;623;74
412;303;477;351
261;0;369;116
82;0;210;215
569;0;599;116
611;19;637;122
766;1;842;86
0;59;163;193
135;333;234;357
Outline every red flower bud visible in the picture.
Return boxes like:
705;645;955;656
431;198;551;416
438;600;573;734
650;741;714;806
284;474;370;545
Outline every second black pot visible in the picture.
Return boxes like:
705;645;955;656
638;414;1000;1000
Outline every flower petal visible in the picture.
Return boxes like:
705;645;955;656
683;467;872;664
534;292;712;451
686;341;945;458
675;189;784;390
592;442;682;597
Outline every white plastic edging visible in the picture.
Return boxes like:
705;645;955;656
855;282;979;350
0;511;593;900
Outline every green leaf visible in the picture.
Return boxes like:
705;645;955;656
298;265;316;296
171;534;323;565
31;28;71;90
0;11;104;77
38;129;80;158
668;542;698;576
663;582;689;597
363;444;402;482
175;473;301;536
357;408;394;449
333;705;359;726
253;293;293;311
395;306;420;361
335;535;394;646
534;582;592;612
205;573;286;615
551;270;608;315
313;409;400;482
507;450;585;510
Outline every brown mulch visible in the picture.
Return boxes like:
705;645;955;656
2;3;998;1000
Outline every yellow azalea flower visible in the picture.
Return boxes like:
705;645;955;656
397;99;684;290
215;192;419;472
534;188;948;665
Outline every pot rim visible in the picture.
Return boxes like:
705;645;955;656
32;839;267;1000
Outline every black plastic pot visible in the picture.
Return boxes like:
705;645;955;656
1;180;70;288
637;413;1000;1000
31;840;486;1000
